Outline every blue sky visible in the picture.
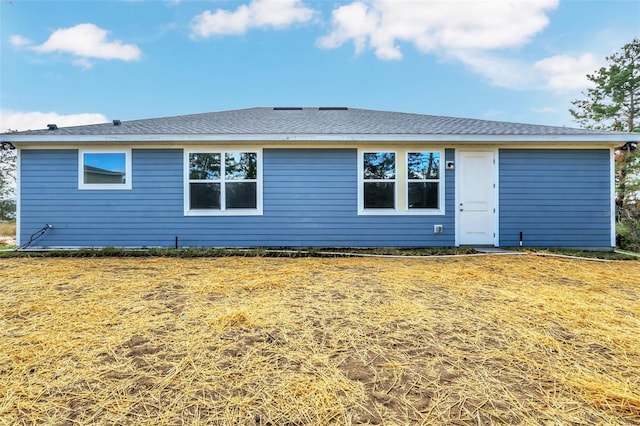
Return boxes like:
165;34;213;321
1;0;639;131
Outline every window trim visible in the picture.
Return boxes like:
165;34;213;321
358;148;445;216
184;149;263;216
78;148;132;190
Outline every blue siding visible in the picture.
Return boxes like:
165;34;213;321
499;149;612;248
20;148;455;248
20;149;184;247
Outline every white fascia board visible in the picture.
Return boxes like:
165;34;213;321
2;132;639;144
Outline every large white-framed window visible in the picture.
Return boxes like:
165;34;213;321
358;148;444;215
79;149;132;190
184;149;262;216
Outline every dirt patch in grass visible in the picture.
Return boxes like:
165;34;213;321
1;255;639;425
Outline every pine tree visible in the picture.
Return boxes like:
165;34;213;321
571;39;640;250
570;39;639;132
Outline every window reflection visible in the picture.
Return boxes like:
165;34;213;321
408;152;439;180
364;152;395;179
225;152;257;180
408;152;440;209
188;151;258;211
84;153;126;184
189;153;221;180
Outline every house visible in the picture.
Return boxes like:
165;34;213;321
3;107;640;250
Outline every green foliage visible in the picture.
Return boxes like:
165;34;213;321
617;150;640;202
0;146;17;220
0;200;16;221
570;39;640;250
570;38;640;132
617;201;640;252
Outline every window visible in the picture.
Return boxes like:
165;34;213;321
359;149;444;215
186;150;261;215
79;149;131;190
407;152;440;209
363;152;396;209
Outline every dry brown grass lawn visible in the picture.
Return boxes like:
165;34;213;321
1;254;639;425
0;221;15;246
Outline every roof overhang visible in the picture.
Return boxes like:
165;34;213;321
3;132;639;145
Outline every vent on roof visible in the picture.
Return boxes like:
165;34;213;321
47;124;58;130
318;107;348;111
113;119;121;126
273;107;303;111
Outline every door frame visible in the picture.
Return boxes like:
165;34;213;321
455;148;500;247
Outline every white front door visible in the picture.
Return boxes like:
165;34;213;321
458;150;496;245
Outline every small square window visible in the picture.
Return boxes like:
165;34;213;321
79;150;131;190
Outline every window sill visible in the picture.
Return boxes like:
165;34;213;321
79;184;132;190
185;209;263;217
358;208;445;216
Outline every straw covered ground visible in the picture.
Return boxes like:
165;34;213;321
1;254;639;425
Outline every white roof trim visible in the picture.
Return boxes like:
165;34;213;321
3;133;638;144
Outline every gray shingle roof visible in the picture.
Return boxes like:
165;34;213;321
4;107;623;137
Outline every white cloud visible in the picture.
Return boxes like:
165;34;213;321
73;58;94;70
449;50;534;90
316;2;380;56
33;23;141;60
9;35;32;47
0;110;107;132
318;0;559;60
450;50;602;94
190;0;315;38
314;0;605;96
533;53;601;93
14;23;142;68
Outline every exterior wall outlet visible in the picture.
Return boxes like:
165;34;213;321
434;224;443;234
